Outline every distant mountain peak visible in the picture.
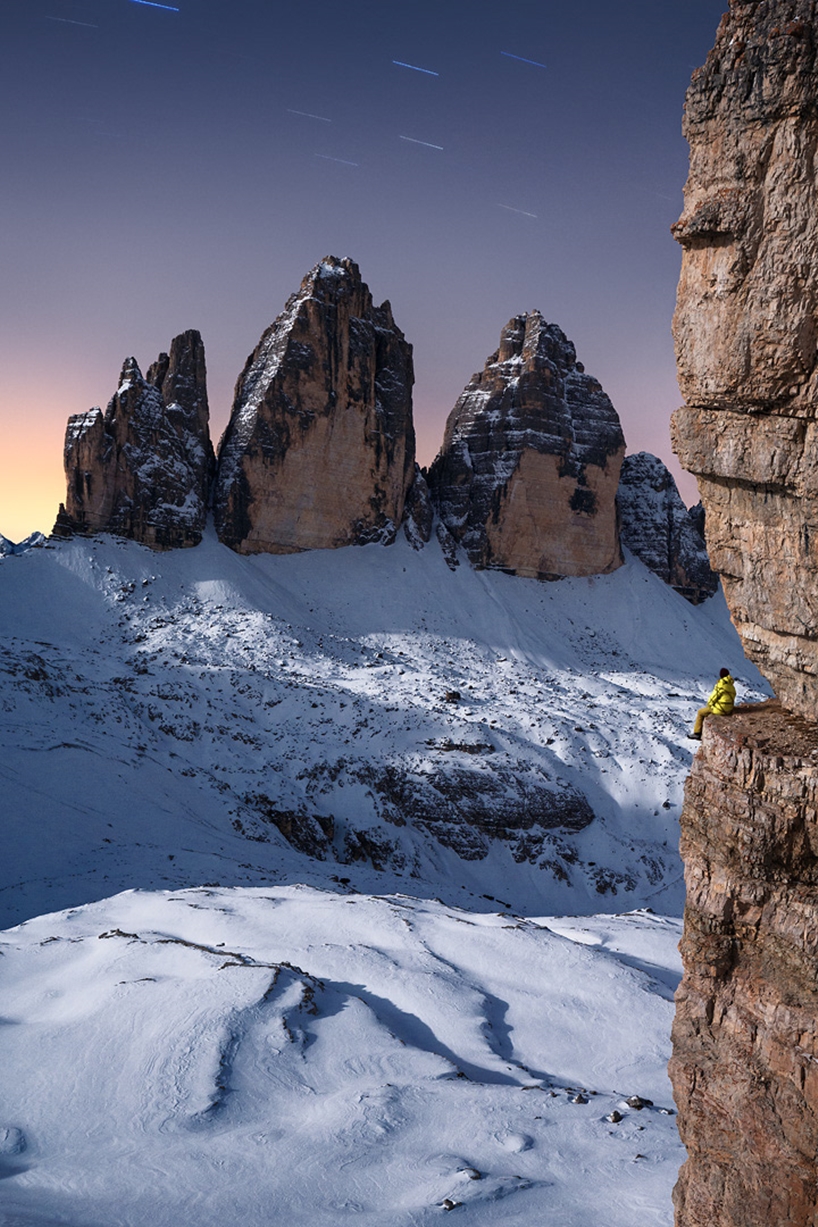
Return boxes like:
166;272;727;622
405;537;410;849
55;330;214;550
428;312;625;579
213;257;416;555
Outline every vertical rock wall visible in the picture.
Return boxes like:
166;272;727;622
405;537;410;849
428;312;625;579
58;330;214;549
671;4;818;1224
213;257;415;555
671;1;818;718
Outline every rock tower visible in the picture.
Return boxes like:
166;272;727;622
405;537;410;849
671;2;818;718
57;330;213;549
617;451;717;604
213;257;415;555
428;312;625;578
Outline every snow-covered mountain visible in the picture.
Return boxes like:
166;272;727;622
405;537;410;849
0;530;767;929
617;452;717;605
0;530;45;557
0;529;769;1225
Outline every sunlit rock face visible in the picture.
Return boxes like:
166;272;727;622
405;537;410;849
213;257;416;555
670;705;818;1227
671;5;818;1226
616;452;718;604
58;330;213;549
671;2;818;717
428;312;625;578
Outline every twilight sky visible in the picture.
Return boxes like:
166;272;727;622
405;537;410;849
0;0;726;540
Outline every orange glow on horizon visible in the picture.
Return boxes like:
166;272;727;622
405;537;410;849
0;378;700;546
0;419;64;543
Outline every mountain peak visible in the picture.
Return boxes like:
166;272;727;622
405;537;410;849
57;330;214;550
429;314;625;579
213;258;415;555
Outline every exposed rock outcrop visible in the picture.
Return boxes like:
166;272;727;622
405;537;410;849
671;5;818;1225
245;751;595;866
213;257;415;555
56;330;213;549
617;452;718;603
428;312;625;578
671;2;818;717
671;705;818;1227
402;464;434;550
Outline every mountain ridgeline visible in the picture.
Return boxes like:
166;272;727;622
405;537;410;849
54;255;712;600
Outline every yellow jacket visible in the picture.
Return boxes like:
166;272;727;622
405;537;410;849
707;675;736;715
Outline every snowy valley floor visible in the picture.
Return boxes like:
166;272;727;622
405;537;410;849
1;888;683;1227
0;532;769;1224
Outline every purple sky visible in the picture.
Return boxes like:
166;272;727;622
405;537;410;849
0;0;726;540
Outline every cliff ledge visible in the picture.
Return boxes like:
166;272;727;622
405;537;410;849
671;704;818;1227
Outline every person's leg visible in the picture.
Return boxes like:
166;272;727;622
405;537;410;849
693;706;711;736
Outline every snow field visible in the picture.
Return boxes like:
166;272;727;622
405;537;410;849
0;529;764;1222
0;887;683;1226
0;530;769;927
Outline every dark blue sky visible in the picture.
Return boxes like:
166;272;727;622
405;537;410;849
0;0;726;537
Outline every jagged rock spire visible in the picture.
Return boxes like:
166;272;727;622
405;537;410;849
57;330;214;549
213;256;416;555
428;312;625;578
617;451;718;603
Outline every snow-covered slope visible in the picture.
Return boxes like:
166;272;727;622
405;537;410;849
0;529;770;1224
0;886;683;1226
0;530;767;929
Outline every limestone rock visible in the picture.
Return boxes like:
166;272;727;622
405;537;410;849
671;8;818;1222
616;452;718;603
283;752;594;864
428;312;625;579
402;465;434;550
213;257;415;554
670;705;818;1227
59;330;214;549
671;1;818;715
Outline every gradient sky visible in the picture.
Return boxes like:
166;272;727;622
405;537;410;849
0;0;726;540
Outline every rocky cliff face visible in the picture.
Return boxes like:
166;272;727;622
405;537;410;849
671;5;818;1224
670;705;818;1227
213;257;415;555
428;312;625;578
617;452;718;604
57;330;214;549
671;1;818;718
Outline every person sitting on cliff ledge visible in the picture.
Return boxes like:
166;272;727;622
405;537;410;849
688;668;736;740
